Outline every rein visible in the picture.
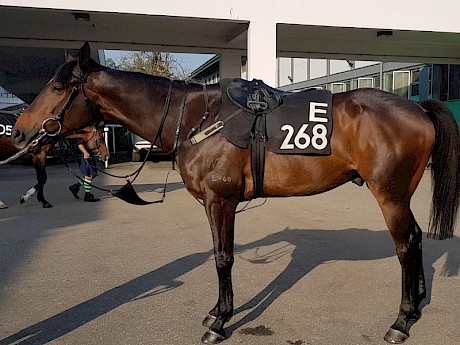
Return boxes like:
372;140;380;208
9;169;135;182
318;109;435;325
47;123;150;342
71;79;175;205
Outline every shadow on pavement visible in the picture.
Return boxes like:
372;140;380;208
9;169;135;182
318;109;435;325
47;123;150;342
1;227;457;344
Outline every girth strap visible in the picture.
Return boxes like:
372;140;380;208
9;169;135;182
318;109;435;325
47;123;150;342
250;114;266;198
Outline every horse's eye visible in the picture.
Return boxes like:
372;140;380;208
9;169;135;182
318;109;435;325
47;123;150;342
52;85;64;93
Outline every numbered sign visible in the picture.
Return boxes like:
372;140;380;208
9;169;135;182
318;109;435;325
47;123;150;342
280;102;329;151
266;91;333;155
0;124;13;136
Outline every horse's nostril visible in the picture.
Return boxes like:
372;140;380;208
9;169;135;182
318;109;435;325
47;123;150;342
11;130;25;143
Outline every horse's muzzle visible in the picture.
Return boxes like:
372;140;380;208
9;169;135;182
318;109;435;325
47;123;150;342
11;129;26;147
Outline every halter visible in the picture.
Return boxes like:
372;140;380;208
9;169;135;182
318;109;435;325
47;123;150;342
82;127;105;156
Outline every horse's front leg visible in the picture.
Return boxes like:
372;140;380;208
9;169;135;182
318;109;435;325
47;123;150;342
23;153;52;208
201;194;238;344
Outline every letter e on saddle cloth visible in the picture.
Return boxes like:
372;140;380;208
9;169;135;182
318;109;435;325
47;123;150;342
218;78;333;198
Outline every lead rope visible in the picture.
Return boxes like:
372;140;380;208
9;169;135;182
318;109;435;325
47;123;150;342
0;129;49;165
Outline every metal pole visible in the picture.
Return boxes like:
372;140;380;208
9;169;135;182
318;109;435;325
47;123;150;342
380;62;384;90
104;127;109;169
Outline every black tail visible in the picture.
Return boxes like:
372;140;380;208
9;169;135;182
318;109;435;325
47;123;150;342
421;100;460;239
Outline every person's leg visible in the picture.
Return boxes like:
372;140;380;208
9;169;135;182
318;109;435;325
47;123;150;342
69;180;82;199
83;175;100;202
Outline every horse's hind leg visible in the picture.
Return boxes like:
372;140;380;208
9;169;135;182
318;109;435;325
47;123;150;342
373;194;425;344
201;194;238;344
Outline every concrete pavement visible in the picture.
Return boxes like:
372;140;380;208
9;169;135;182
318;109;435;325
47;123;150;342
0;162;459;345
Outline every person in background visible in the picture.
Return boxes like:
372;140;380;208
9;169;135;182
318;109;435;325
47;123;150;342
68;137;100;202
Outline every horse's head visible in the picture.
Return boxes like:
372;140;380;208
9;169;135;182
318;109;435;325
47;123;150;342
67;122;110;162
90;125;110;162
12;42;103;150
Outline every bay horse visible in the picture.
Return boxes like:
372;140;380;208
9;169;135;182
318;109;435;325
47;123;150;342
1;112;108;209
11;43;460;344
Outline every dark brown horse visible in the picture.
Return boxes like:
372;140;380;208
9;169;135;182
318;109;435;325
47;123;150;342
1;112;108;208
12;43;460;344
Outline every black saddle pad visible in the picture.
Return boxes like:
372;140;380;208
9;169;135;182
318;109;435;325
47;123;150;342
219;79;333;156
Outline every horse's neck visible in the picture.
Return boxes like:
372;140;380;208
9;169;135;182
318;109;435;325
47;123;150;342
91;73;216;152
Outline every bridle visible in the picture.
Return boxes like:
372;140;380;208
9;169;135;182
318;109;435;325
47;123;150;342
0;69;93;166
34;69;92;148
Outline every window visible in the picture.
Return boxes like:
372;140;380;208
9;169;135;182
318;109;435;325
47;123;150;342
393;71;410;98
310;59;328;79
383;73;393;92
278;58;292;87
329;60;351;74
448;65;460;100
436;65;449;101
293;58;308;83
410;69;421;98
331;83;346;93
351;79;358;90
358;78;373;88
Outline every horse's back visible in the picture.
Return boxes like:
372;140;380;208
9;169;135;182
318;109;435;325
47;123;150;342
332;88;435;153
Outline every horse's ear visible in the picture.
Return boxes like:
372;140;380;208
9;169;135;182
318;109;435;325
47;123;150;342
78;42;91;72
97;120;105;129
64;49;75;63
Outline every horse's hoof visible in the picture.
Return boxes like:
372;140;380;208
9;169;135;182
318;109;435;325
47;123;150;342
384;328;409;344
201;329;225;344
42;202;53;208
20;197;25;204
0;203;7;209
202;314;217;327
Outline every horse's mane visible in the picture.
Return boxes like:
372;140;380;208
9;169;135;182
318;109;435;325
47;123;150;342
104;67;197;89
55;59;108;86
55;57;205;91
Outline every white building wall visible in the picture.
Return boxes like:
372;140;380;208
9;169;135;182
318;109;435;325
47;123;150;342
3;0;460;85
4;1;460;33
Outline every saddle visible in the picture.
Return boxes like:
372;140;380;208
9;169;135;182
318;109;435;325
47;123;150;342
226;78;290;114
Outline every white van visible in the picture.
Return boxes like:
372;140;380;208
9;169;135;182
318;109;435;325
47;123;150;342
131;134;167;162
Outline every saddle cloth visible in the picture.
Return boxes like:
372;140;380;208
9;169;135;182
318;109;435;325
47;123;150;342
219;78;333;156
0;112;16;137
